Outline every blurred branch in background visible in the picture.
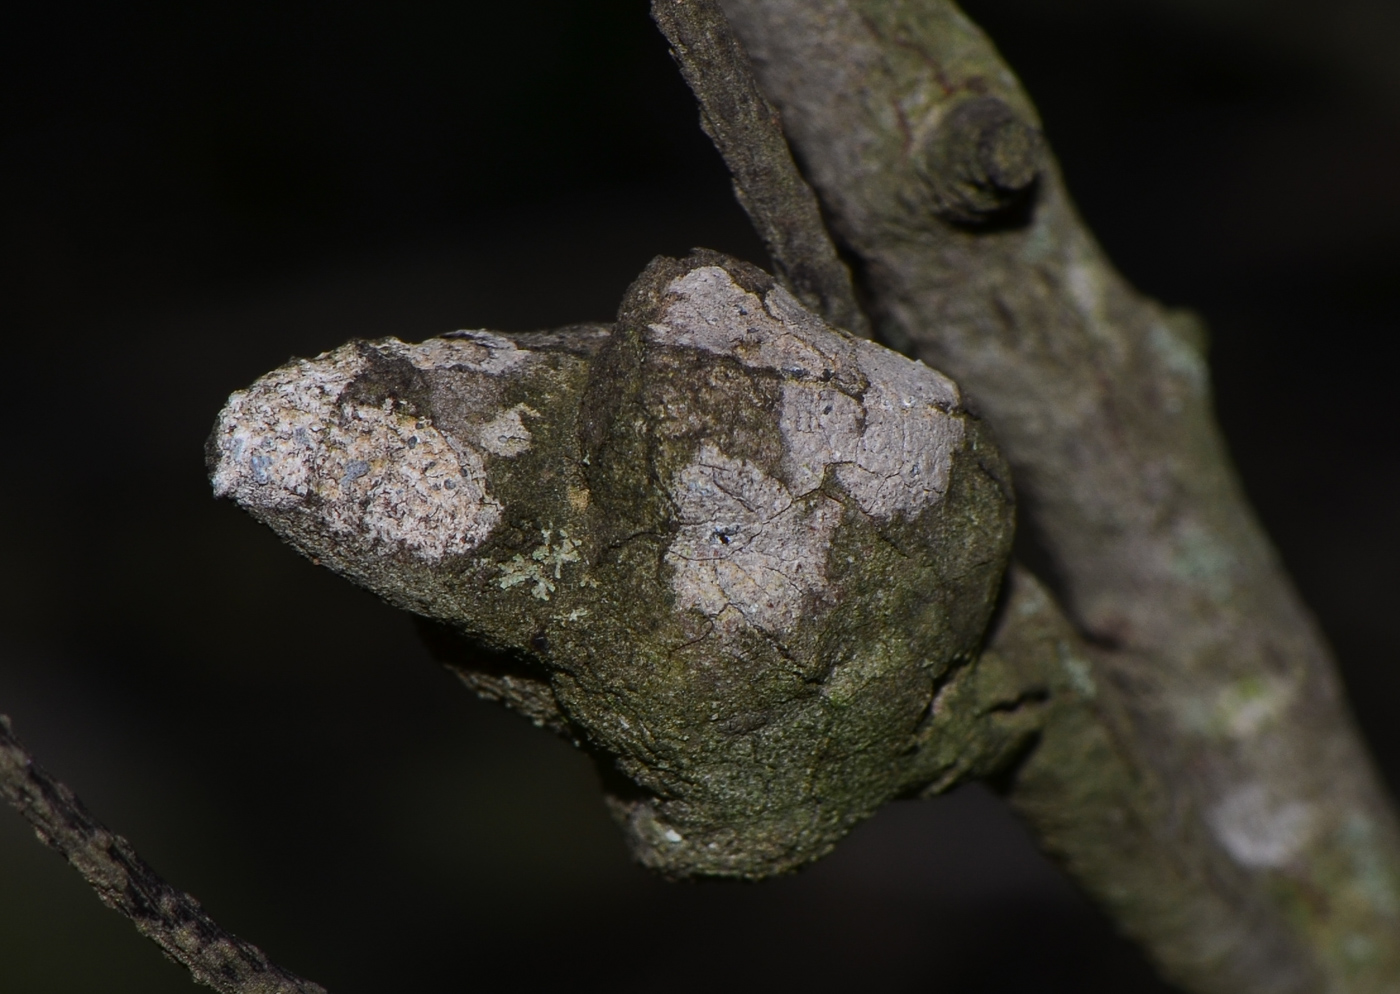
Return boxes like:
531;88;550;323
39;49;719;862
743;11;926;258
1;715;325;994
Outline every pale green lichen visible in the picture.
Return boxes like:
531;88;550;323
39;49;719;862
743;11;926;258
496;527;583;601
1057;643;1097;700
1178;674;1298;741
495;526;582;604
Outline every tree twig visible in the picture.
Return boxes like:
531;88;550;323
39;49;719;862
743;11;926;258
649;0;872;337
717;1;1400;990
985;568;1321;994
0;713;327;994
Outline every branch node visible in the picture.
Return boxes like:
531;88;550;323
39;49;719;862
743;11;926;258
915;96;1044;225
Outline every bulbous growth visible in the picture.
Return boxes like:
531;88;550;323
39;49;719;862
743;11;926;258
209;250;1023;878
914;95;1045;224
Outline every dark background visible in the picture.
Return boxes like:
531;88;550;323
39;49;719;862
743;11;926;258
2;1;1397;991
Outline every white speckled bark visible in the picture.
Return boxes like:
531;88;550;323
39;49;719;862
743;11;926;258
210;336;533;562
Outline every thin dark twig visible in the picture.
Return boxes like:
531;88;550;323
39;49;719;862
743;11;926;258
0;713;327;994
650;0;872;337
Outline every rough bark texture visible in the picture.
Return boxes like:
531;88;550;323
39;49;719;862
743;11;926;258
208;250;1036;879
716;0;1400;989
649;0;871;337
988;570;1324;993
0;715;326;994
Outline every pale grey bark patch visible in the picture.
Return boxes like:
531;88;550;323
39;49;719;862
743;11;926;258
778;382;864;494
650;265;964;521
666;442;843;635
477;403;538;457
838;343;965;518
647;265;850;375
210;336;530;562
1208;785;1317;870
419;329;530;376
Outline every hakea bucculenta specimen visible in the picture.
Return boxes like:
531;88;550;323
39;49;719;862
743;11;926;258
208;250;1037;878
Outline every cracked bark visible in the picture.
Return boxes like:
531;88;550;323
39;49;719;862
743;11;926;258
208;252;1027;879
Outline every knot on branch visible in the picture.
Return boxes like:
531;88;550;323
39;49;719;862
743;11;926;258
209;250;1024;879
915;96;1045;225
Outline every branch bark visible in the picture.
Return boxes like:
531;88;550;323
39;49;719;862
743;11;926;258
649;0;871;337
986;570;1324;993
0;714;326;994
716;0;1400;989
201;247;1340;993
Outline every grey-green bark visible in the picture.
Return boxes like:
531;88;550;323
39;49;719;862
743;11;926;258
716;0;1400;989
987;570;1326;992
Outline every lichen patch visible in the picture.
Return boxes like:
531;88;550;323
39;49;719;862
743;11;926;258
497;527;583;601
648;266;844;379
1208;784;1315;869
666;443;842;635
478;403;538;457
778;383;864;495
211;337;514;561
837;343;965;517
409;330;529;376
651;265;965;520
